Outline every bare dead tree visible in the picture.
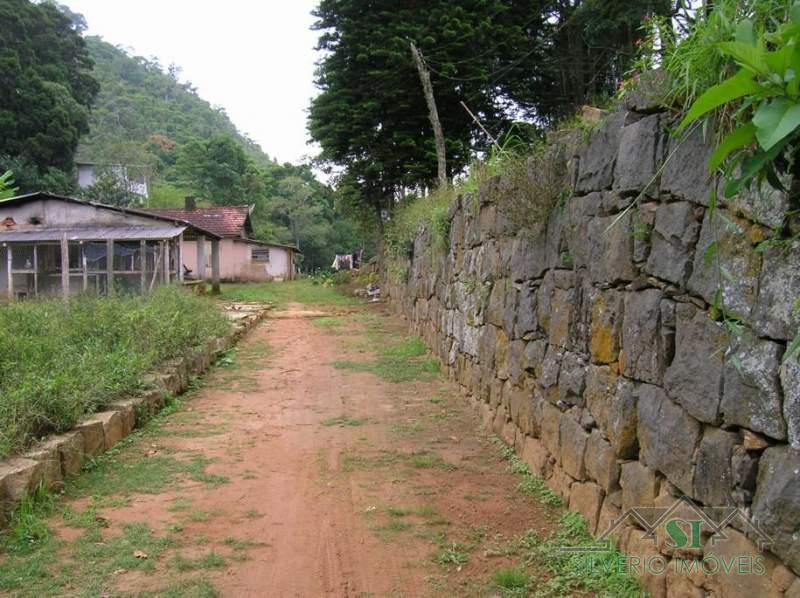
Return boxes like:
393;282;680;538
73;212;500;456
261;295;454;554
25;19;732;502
410;42;447;189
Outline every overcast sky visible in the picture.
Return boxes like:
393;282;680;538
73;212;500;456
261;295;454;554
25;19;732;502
64;0;321;165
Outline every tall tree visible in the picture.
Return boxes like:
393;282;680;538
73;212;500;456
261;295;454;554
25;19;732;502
511;0;674;122
0;0;98;173
175;135;263;204
309;0;537;227
308;0;672;228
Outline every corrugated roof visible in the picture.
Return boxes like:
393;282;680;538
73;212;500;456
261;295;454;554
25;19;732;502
0;193;222;239
0;226;186;242
144;206;251;238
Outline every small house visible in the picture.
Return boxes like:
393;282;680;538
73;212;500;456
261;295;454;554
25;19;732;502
145;199;300;281
76;161;151;198
0;192;222;300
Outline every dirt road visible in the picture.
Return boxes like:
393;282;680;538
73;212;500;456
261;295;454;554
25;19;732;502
1;300;564;597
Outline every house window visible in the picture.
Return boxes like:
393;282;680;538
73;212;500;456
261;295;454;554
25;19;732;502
251;247;270;262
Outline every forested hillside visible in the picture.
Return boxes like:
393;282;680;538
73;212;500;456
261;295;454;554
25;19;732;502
77;36;269;168
0;0;366;271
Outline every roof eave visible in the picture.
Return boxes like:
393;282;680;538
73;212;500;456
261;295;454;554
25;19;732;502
0;192;222;240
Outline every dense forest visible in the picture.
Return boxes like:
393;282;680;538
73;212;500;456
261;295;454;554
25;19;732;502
0;0;366;271
308;0;674;228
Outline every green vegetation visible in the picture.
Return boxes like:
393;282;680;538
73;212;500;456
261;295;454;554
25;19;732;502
492;436;562;508
0;0;98;187
676;1;800;198
490;436;644;597
221;280;358;307
0;378;243;596
0;286;229;457
1;3;368;268
0;170;17;199
79;37;266;168
171;550;226;572
630;1;800;362
333;335;440;383
532;512;646;598
434;542;469;567
320;415;368;427
309;0;670;229
492;568;531;595
79;33;369;268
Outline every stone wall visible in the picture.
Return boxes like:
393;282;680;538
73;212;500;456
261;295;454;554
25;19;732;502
385;102;800;597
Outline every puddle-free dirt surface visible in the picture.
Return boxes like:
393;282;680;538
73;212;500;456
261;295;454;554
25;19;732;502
2;300;563;597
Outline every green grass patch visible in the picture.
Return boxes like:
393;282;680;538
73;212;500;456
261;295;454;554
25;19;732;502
386;506;412;518
492;436;562;507
434;543;469;567
376;520;413;533
220;280;357;308
492;568;531;594
0;286;230;457
0;520;176;596
1;486;56;556
523;513;646;598
142;577;219;598
489;436;644;596
320;415;368;427
313;316;347;330
171;550;226;572
340;449;404;471
390;420;425;435
409;451;456;470
333;336;440;383
68;449;228;498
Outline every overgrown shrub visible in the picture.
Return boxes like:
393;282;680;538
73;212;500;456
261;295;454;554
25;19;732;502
491;143;571;233
384;187;456;260
630;0;793;137
0;287;230;457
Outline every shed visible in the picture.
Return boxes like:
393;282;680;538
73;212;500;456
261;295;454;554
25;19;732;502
0;192;223;300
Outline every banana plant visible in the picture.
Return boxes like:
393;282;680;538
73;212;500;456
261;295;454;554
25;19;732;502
0;170;17;200
677;2;800;197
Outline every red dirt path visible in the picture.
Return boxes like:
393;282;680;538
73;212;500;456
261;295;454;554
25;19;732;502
65;302;558;597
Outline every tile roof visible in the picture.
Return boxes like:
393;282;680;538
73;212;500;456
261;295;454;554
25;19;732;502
143;206;251;238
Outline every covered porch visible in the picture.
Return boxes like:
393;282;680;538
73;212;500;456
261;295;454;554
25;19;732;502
0;227;222;300
0;192;223;300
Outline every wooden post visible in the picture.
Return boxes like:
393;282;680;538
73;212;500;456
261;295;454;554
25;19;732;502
106;239;114;295
6;244;12;301
196;235;207;281
410;42;447;188
33;244;39;298
210;239;220;294
61;235;69;299
82;243;88;292
139;240;147;293
163;240;171;284
176;233;184;283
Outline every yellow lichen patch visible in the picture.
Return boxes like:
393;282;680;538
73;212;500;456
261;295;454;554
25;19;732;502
548;288;572;348
589;294;620;364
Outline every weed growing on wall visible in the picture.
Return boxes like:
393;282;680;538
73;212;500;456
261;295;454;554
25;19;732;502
0;287;230;457
491;143;571;234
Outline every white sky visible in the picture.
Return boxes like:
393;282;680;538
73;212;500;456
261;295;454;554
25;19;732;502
64;0;321;165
